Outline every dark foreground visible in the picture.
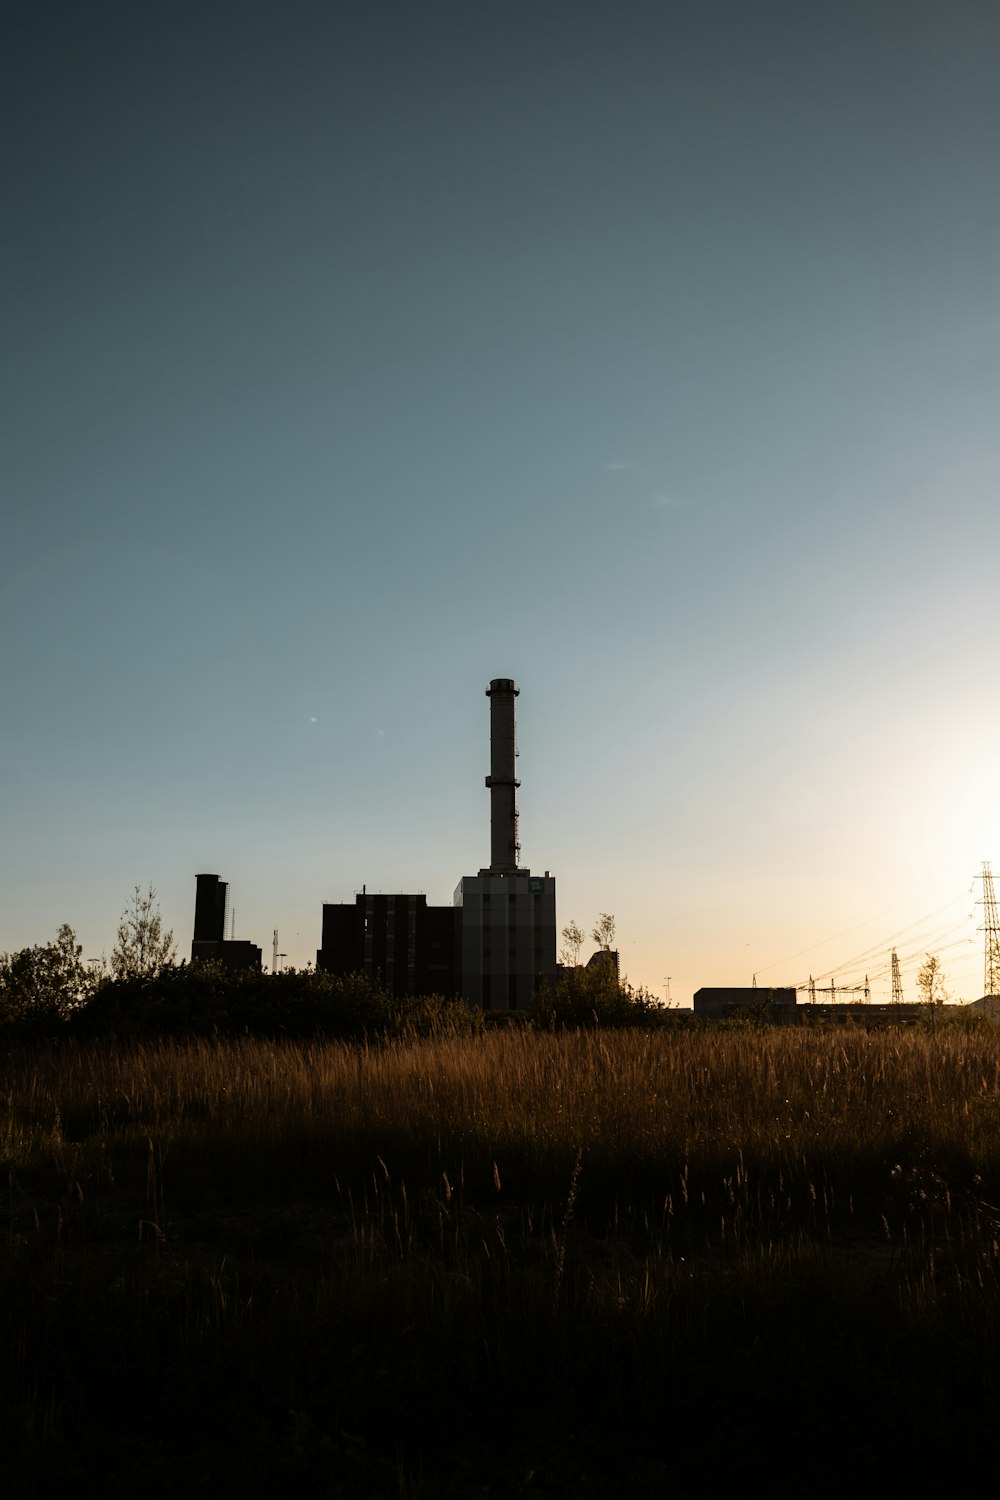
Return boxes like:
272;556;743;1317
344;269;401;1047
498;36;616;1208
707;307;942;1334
4;1027;1000;1496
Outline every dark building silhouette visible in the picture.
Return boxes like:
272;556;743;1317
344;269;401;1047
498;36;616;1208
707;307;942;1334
195;678;560;1007
317;892;459;997
316;678;557;1010
190;873;262;972
693;987;938;1025
454;869;556;1009
587;948;620;979
694;987;797;1019
452;679;558;1009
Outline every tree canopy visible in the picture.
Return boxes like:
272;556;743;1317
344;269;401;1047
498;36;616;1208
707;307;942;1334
0;924;94;1026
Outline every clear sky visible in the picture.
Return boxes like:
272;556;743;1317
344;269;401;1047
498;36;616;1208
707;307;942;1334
4;0;1000;1004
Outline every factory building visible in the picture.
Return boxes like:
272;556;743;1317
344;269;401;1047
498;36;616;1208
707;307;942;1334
694;987;797;1020
454;871;556;1009
190;873;262;971
315;677;558;1009
453;678;557;1008
693;987;935;1026
317;892;459;998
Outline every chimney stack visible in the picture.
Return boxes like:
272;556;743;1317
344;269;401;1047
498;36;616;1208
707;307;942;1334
485;678;520;871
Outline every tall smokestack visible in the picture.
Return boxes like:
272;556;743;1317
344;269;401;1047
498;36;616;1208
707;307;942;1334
194;874;227;943
485;678;520;871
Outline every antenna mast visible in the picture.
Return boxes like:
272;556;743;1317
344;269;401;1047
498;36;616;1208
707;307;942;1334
979;862;1000;999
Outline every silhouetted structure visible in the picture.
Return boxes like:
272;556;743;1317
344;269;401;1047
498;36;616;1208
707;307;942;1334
190;874;262;971
693;986;941;1025
454;870;556;1009
196;680;560;1005
317;892;458;997
485;677;521;871
316;678;558;1009
694;987;797;1020
452;678;557;1009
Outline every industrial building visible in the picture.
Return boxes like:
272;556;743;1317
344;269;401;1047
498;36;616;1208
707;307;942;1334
452;679;557;1008
694;987;798;1020
191;873;262;971
190;679;559;1005
318;891;459;998
693;987;942;1025
315;677;557;1009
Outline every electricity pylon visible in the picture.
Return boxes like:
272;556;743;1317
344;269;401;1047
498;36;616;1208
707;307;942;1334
979;862;1000;999
891;948;903;1004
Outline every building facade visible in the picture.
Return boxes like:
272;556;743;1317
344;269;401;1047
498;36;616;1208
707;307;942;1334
190;873;262;971
317;892;459;998
454;870;556;1010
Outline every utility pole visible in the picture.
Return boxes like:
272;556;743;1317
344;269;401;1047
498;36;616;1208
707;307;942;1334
978;862;1000;999
891;948;903;1004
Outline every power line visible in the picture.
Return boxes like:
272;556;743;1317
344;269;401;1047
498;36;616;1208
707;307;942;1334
795;898;973;989
755;877;971;978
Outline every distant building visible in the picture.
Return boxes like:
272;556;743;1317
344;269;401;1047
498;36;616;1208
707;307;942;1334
586;948;620;979
190;873;262;972
693;986;940;1025
451;679;558;1010
317;681;558;1011
694;987;797;1020
454;870;557;1010
316;892;459;997
196;677;562;1008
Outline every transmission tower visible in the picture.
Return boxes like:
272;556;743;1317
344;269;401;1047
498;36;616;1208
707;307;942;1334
979;862;1000;999
891;948;903;1004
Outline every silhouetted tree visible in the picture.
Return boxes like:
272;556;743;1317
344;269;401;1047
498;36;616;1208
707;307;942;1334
916;953;948;1007
917;953;949;1031
111;885;176;980
591;913;616;952
0;924;94;1026
560;920;586;967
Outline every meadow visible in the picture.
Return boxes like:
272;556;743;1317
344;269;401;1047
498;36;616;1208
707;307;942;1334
4;1022;1000;1495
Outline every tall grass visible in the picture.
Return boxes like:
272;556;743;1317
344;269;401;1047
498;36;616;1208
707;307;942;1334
4;1027;1000;1495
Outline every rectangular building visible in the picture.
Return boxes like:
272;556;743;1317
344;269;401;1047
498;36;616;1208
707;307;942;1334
190;874;262;971
693;987;797;1019
317;893;459;998
454;869;556;1010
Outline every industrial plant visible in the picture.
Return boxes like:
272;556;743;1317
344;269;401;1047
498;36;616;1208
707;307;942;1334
192;678;558;1009
189;676;1000;1018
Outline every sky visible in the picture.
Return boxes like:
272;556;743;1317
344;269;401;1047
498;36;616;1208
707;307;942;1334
4;0;1000;1004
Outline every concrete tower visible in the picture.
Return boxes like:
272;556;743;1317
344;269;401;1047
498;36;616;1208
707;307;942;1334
454;677;556;1009
485;677;521;871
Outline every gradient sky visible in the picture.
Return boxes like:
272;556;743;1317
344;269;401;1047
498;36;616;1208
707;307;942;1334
4;0;1000;1003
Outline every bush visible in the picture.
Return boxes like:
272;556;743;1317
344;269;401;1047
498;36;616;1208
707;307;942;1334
0;925;94;1034
68;964;486;1043
532;964;664;1029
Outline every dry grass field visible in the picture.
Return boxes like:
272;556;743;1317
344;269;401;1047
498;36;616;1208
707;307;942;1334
4;1022;1000;1495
